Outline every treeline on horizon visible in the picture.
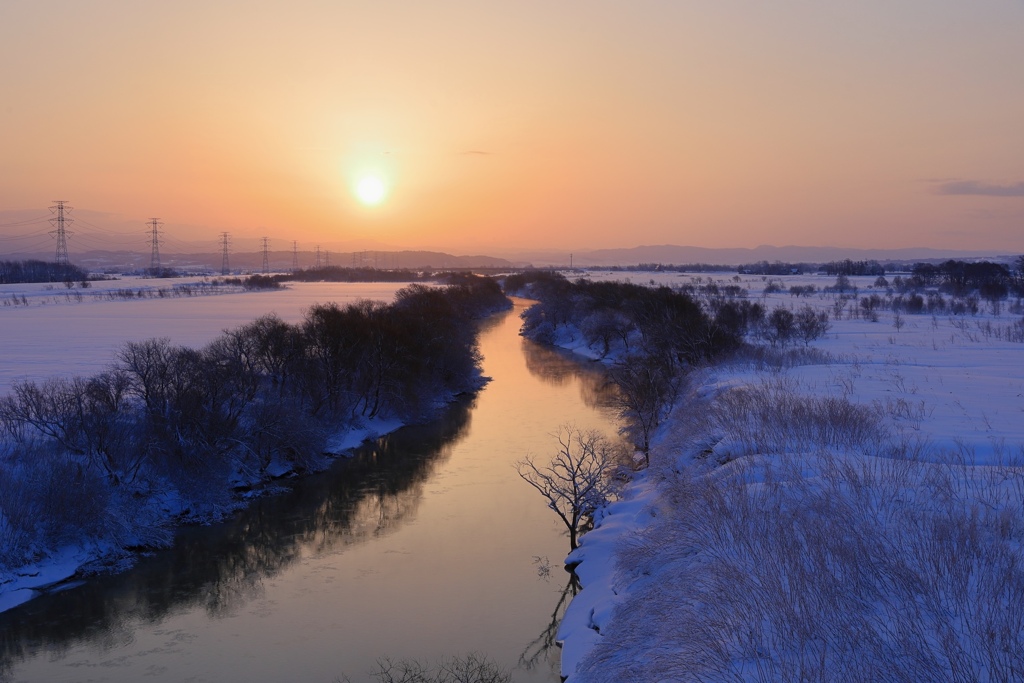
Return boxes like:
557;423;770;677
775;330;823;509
588;255;1024;284
0;260;89;285
0;260;475;286
0;274;509;571
270;266;437;283
224;268;457;291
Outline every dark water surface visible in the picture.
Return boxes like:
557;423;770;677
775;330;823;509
0;300;616;683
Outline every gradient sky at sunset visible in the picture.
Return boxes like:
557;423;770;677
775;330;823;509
2;1;1023;254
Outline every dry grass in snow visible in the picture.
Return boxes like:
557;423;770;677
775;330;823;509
563;272;1024;682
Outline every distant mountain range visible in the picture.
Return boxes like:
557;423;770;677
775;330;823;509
3;244;1018;273
502;244;1020;267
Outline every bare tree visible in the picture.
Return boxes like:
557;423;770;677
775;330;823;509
339;653;510;683
515;425;619;551
607;354;678;465
795;304;830;346
764;307;796;347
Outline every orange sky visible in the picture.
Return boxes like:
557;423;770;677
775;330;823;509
2;1;1023;255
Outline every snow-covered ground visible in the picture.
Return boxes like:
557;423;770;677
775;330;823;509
555;271;1024;681
0;276;409;394
0;277;411;613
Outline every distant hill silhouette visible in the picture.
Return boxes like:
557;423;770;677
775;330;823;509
505;244;1017;267
4;244;1017;272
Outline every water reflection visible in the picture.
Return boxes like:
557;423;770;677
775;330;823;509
0;396;474;679
520;338;609;410
518;570;580;673
1;301;622;683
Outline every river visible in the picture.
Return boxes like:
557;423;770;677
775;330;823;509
0;298;618;683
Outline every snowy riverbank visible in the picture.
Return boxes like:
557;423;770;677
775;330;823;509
1;276;509;616
546;271;1024;681
0;414;407;614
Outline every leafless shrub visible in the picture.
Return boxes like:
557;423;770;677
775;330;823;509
0;442;112;569
704;378;891;460
338;653;511;683
727;344;835;371
794;304;830;345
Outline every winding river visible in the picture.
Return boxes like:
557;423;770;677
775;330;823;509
0;299;617;683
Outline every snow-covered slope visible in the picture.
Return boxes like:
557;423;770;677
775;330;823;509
557;272;1024;681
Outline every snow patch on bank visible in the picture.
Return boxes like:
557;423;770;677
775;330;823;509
556;475;659;680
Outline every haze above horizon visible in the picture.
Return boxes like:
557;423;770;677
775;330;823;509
2;1;1023;255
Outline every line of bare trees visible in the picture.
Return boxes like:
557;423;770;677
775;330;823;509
0;259;89;285
0;275;508;570
506;272;748;465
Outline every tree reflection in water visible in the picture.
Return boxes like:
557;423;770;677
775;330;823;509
518;570;581;673
0;396;475;679
520;338;609;410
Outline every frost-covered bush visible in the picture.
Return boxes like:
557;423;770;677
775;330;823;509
703;378;890;460
0;443;111;569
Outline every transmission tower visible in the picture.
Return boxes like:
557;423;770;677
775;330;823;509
49;200;73;266
220;232;230;275
315;245;321;269
325;250;331;267
147;218;163;275
261;237;270;274
292;240;299;272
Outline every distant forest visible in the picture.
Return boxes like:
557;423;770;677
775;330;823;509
0;260;89;284
593;256;1024;286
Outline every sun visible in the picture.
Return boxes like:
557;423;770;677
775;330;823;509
354;175;387;205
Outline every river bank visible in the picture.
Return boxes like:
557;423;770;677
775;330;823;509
0;413;415;614
541;271;1024;681
1;277;509;616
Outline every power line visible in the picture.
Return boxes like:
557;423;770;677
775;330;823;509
0;215;51;228
49;201;73;266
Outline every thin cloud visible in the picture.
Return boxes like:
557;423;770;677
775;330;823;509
460;150;493;156
933;180;1024;197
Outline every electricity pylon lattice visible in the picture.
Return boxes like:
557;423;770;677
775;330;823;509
292;240;299;272
49;201;73;266
147;218;163;275
220;232;230;275
261;237;270;274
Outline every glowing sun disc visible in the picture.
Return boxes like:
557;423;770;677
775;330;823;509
355;175;386;205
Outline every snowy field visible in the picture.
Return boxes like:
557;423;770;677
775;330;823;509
555;270;1024;682
0;277;409;395
0;276;436;614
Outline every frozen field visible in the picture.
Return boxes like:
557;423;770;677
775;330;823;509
580;269;1024;460
0;277;410;395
